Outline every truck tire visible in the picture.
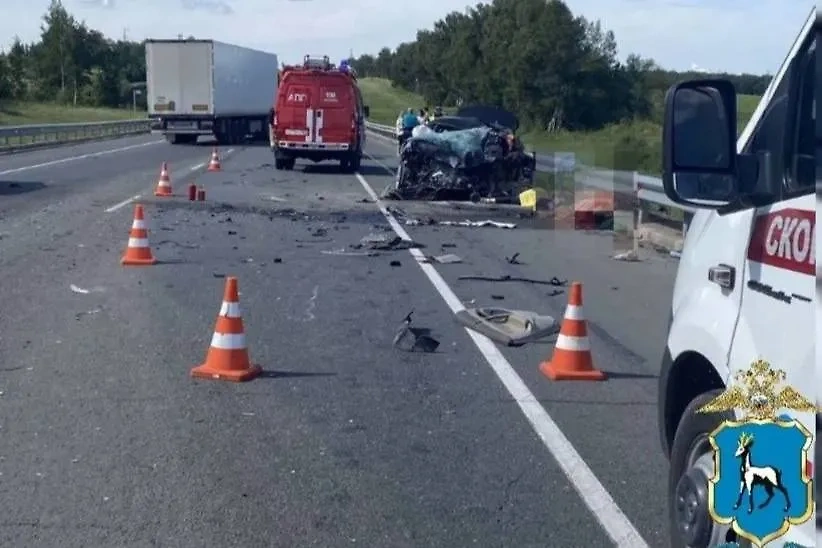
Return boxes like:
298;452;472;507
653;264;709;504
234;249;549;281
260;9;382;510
668;389;749;548
166;134;179;145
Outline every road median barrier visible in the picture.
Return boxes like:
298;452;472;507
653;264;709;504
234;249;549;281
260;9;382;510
0;119;151;153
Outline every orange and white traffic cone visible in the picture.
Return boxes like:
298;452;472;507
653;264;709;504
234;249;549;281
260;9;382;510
191;277;262;382
539;282;606;381
154;162;172;196
121;204;157;266
207;148;221;171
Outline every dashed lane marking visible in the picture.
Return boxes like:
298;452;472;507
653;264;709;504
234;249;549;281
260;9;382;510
0;139;164;176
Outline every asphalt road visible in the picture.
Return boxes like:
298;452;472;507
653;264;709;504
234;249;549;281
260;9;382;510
0;132;679;547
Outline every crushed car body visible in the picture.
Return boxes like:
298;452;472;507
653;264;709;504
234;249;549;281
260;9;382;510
384;105;537;201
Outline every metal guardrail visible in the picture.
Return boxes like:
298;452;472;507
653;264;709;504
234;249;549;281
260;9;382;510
365;120;695;238
0;119;151;151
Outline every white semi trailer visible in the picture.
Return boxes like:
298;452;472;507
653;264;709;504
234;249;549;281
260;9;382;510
145;39;278;145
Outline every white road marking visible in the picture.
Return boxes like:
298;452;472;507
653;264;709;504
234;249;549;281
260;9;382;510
363;151;395;175
189;162;205;171
0;139;163;176
104;194;141;213
353;171;649;548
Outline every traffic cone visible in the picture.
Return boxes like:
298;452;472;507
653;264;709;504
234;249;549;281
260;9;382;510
191;277;262;382
539;282;606;381
207;148;221;171
121;204;157;266
154;162;172;196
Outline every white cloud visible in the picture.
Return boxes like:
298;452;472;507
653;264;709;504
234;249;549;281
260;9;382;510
0;0;813;74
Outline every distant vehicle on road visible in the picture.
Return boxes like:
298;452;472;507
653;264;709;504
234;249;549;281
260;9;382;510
270;55;369;172
658;7;817;548
145;39;279;145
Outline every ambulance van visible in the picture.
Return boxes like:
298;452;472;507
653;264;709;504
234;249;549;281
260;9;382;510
657;7;818;547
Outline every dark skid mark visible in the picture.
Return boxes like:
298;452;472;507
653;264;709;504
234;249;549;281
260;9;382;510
0;181;46;196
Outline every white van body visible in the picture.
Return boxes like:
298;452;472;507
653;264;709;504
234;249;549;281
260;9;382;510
659;7;818;547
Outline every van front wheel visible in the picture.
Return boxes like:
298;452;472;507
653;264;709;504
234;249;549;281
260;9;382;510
668;390;748;548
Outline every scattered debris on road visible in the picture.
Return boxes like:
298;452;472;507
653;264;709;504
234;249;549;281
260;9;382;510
321;248;380;257
390;260;402;267
612;250;640;262
353;234;424;251
75;307;102;320
69;284;105;294
405;218;516;229
393;310;440;352
457;275;567;286
506;252;521;264
420;253;462;264
456;307;559;346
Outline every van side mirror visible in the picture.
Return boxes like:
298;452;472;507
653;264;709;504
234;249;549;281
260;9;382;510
363;105;370;118
662;79;741;209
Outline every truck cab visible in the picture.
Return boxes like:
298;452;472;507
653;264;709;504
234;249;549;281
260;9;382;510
658;7;818;547
270;55;369;172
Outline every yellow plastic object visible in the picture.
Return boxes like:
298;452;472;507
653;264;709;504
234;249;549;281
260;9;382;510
519;188;537;210
519;187;551;211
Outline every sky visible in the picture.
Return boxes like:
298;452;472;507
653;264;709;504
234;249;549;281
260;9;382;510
0;0;815;75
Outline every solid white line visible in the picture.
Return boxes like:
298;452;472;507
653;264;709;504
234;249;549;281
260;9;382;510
353;171;649;547
189;162;206;171
363;151;396;175
0;139;163;176
105;194;141;213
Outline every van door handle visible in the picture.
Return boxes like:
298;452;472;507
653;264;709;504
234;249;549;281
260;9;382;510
708;264;735;289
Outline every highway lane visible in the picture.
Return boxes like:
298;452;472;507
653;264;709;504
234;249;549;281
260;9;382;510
364;131;679;546
0;136;229;268
0;138;620;547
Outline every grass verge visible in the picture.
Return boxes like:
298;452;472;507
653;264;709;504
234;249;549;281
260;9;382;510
0;102;143;125
0;102;147;149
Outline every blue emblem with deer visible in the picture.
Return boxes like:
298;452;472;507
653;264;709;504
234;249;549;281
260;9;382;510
698;359;816;547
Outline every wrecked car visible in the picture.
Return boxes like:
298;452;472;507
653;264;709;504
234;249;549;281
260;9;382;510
384;105;537;201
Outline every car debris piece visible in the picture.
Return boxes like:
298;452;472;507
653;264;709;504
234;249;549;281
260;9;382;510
384;105;536;202
354;234;423;251
613;250;640;261
457;274;567;286
321;248;379;257
431;253;462;264
393;310;440;352
506;253;521;264
405;218;515;229
455;307;559;346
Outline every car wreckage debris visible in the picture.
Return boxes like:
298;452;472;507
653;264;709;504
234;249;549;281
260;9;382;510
455;307;560;346
405;218;516;229
355;233;424;251
383;107;537;202
457;275;568;286
393;310;440;352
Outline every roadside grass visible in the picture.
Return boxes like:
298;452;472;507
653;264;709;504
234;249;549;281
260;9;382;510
0;102;146;149
359;78;427;126
0;101;142;125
